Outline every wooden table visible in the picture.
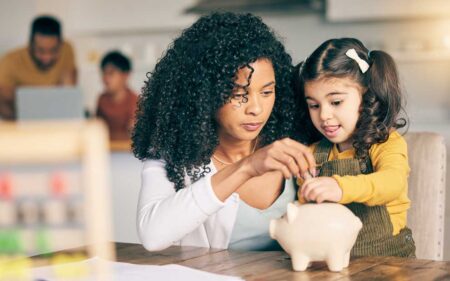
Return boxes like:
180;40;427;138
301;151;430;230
114;242;450;280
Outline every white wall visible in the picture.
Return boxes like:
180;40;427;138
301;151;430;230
0;0;36;53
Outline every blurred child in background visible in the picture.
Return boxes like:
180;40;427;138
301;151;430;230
96;51;138;141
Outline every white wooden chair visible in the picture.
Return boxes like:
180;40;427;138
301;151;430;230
405;132;447;260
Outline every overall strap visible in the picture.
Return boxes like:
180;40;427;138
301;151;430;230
313;139;333;165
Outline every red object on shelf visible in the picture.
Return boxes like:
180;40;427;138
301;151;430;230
51;172;66;197
0;173;13;200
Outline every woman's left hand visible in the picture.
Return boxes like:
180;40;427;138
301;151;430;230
300;176;343;203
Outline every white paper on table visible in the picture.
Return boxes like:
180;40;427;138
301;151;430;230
31;257;244;281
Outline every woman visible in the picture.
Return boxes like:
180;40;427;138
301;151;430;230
132;12;315;251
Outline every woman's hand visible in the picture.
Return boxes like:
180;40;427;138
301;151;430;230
299;176;343;203
244;138;316;180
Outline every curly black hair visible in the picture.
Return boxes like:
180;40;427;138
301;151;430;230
132;12;301;190
293;38;407;172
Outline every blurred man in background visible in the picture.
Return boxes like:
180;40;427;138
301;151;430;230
0;15;77;120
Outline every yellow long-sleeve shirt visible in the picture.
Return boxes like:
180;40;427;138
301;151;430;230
297;131;411;235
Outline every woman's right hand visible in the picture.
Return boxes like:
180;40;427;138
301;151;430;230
244;138;316;180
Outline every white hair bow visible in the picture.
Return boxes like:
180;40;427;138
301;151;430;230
345;48;369;73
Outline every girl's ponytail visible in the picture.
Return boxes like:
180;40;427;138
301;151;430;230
353;50;408;171
367;50;406;131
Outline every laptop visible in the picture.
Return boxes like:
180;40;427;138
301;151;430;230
16;87;85;121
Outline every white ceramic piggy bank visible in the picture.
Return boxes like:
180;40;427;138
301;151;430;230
270;202;362;272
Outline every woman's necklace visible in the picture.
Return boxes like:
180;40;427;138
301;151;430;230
212;139;258;166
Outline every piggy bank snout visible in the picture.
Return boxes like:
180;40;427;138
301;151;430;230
269;219;277;239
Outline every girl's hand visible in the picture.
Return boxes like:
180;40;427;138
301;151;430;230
300;176;343;203
244;138;316;180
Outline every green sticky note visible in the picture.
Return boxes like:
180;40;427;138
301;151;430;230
36;229;51;255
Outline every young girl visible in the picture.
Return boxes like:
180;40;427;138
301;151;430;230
294;38;416;257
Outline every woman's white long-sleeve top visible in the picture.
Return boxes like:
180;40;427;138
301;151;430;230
137;159;240;251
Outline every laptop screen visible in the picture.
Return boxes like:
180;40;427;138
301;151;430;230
16;87;84;121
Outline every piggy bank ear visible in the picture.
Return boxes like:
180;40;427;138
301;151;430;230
286;202;298;224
